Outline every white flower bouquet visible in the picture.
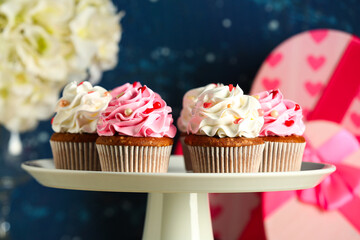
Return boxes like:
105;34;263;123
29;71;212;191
0;0;124;132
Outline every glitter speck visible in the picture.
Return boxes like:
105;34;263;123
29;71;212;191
268;20;279;31
205;53;216;63
222;18;232;28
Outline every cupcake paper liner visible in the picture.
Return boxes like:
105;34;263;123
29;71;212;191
96;145;172;173
179;135;193;171
50;141;101;171
187;144;264;173
260;141;306;172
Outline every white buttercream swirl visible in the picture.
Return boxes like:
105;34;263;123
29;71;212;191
188;85;264;138
52;81;111;133
177;83;223;132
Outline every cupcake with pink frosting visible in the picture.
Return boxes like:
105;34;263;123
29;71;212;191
96;82;177;172
254;89;306;172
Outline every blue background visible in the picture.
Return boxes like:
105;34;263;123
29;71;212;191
6;0;360;239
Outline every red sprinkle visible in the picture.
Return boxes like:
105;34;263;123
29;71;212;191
138;86;146;93
153;102;161;109
271;89;279;99
295;104;301;111
213;83;218;86
51;117;54;125
284;120;294;127
229;84;234;92
203;102;212;108
144;108;154;114
77;81;84;86
233;118;244;124
133;81;139;87
88;91;94;94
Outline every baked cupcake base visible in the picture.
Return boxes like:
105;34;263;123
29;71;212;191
185;134;264;173
50;133;100;171
96;136;173;173
260;135;306;172
179;132;193;171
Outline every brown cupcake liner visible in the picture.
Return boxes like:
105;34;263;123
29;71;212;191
179;135;193;171
260;141;306;172
187;144;264;173
50;140;101;171
96;145;172;173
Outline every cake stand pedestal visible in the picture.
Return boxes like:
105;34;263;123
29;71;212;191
22;156;335;240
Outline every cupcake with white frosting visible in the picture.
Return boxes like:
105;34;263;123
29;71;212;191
185;84;265;173
50;81;111;171
177;83;223;171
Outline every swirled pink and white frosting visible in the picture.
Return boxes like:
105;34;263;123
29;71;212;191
52;81;112;133
255;89;305;136
188;84;264;138
97;82;176;138
177;83;223;132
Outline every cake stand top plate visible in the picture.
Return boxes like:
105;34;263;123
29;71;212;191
22;156;335;193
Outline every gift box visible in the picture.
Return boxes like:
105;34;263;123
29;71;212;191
251;29;360;140
263;120;360;239
176;29;360;239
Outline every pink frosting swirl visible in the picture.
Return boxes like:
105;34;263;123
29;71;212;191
97;82;176;138
255;89;305;136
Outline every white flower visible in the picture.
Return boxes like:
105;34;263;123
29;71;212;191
70;2;124;83
0;0;123;132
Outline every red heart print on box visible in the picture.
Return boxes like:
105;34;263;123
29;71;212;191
266;53;283;67
251;29;360;139
305;81;324;96
310;29;328;44
307;55;326;71
262;77;280;90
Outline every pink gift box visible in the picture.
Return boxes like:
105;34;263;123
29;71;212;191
176;29;360;240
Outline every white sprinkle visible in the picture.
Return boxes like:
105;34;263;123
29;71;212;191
205;53;216;63
125;108;133;116
222;18;232;28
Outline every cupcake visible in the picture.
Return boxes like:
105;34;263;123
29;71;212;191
254;89;306;172
96;82;176;173
185;84;265;173
50;81;112;170
177;83;223;171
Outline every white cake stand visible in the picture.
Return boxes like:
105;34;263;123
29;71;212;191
22;156;335;240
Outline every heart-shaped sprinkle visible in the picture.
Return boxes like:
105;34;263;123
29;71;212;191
138;86;146;93
153;102;161;109
229;84;234;92
271;89;279;99
295;104;300;111
234;118;244;124
203;102;212;108
144;108;154;114
284;120;294;127
133;81;139;87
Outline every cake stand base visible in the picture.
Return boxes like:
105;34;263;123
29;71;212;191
143;193;213;240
